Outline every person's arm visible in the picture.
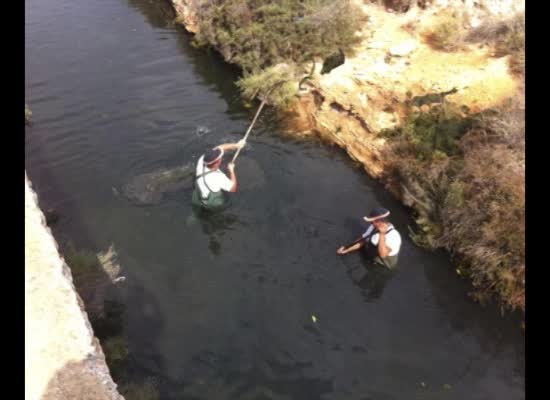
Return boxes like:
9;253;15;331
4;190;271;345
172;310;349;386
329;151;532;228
336;238;365;255
226;162;237;192
376;225;392;258
216;139;245;152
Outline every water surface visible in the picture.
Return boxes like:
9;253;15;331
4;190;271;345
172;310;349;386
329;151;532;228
25;0;525;398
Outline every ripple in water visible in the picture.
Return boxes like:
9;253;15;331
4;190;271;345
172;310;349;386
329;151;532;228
195;125;210;137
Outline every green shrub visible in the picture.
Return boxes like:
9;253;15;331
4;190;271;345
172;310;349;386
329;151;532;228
387;103;472;160
194;0;364;73
236;64;300;107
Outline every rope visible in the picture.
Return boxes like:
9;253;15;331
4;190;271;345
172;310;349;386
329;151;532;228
231;80;286;164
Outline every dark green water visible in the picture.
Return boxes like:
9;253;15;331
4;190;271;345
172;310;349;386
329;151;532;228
25;0;524;398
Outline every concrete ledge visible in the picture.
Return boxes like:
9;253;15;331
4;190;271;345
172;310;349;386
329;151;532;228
25;173;124;400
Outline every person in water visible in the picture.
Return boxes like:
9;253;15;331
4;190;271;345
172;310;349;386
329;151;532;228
336;207;402;269
192;140;245;210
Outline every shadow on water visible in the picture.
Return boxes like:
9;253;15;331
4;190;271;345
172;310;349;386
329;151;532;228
188;203;242;256
127;0;249;117
176;351;334;400
26;125;167;398
423;251;525;372
348;262;395;304
126;0;176;29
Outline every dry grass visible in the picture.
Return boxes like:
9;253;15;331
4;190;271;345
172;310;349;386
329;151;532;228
466;12;525;76
422;10;467;51
383;94;524;312
441;98;524;310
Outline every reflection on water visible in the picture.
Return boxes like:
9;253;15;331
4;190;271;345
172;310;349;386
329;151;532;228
349;263;395;304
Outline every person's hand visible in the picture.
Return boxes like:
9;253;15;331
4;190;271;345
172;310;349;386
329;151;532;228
336;246;346;255
227;162;235;172
237;139;246;149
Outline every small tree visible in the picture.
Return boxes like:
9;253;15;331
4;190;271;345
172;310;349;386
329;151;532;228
194;0;365;102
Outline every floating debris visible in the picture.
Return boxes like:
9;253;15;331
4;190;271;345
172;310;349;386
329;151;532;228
443;384;452;390
195;125;210;137
312;315;317;323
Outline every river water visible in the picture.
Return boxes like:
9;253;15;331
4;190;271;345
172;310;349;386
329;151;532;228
25;0;525;398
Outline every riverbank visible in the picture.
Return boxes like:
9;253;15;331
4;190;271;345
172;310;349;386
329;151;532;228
25;174;124;400
166;0;525;313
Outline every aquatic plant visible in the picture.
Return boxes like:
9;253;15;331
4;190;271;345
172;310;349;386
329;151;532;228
102;335;129;379
120;378;160;400
63;244;122;321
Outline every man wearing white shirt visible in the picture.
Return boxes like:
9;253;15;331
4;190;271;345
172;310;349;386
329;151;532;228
336;207;402;269
192;140;245;210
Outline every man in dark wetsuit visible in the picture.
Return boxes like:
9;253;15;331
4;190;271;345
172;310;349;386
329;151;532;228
336;207;402;270
192;140;244;211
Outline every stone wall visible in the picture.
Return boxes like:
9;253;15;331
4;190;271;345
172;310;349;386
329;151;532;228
25;173;124;400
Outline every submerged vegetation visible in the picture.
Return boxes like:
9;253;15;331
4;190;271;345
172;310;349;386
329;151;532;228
63;244;160;398
64;244;121;322
120;379;160;400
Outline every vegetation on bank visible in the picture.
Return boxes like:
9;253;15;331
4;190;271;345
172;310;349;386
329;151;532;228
191;0;365;105
381;96;524;312
422;10;525;76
